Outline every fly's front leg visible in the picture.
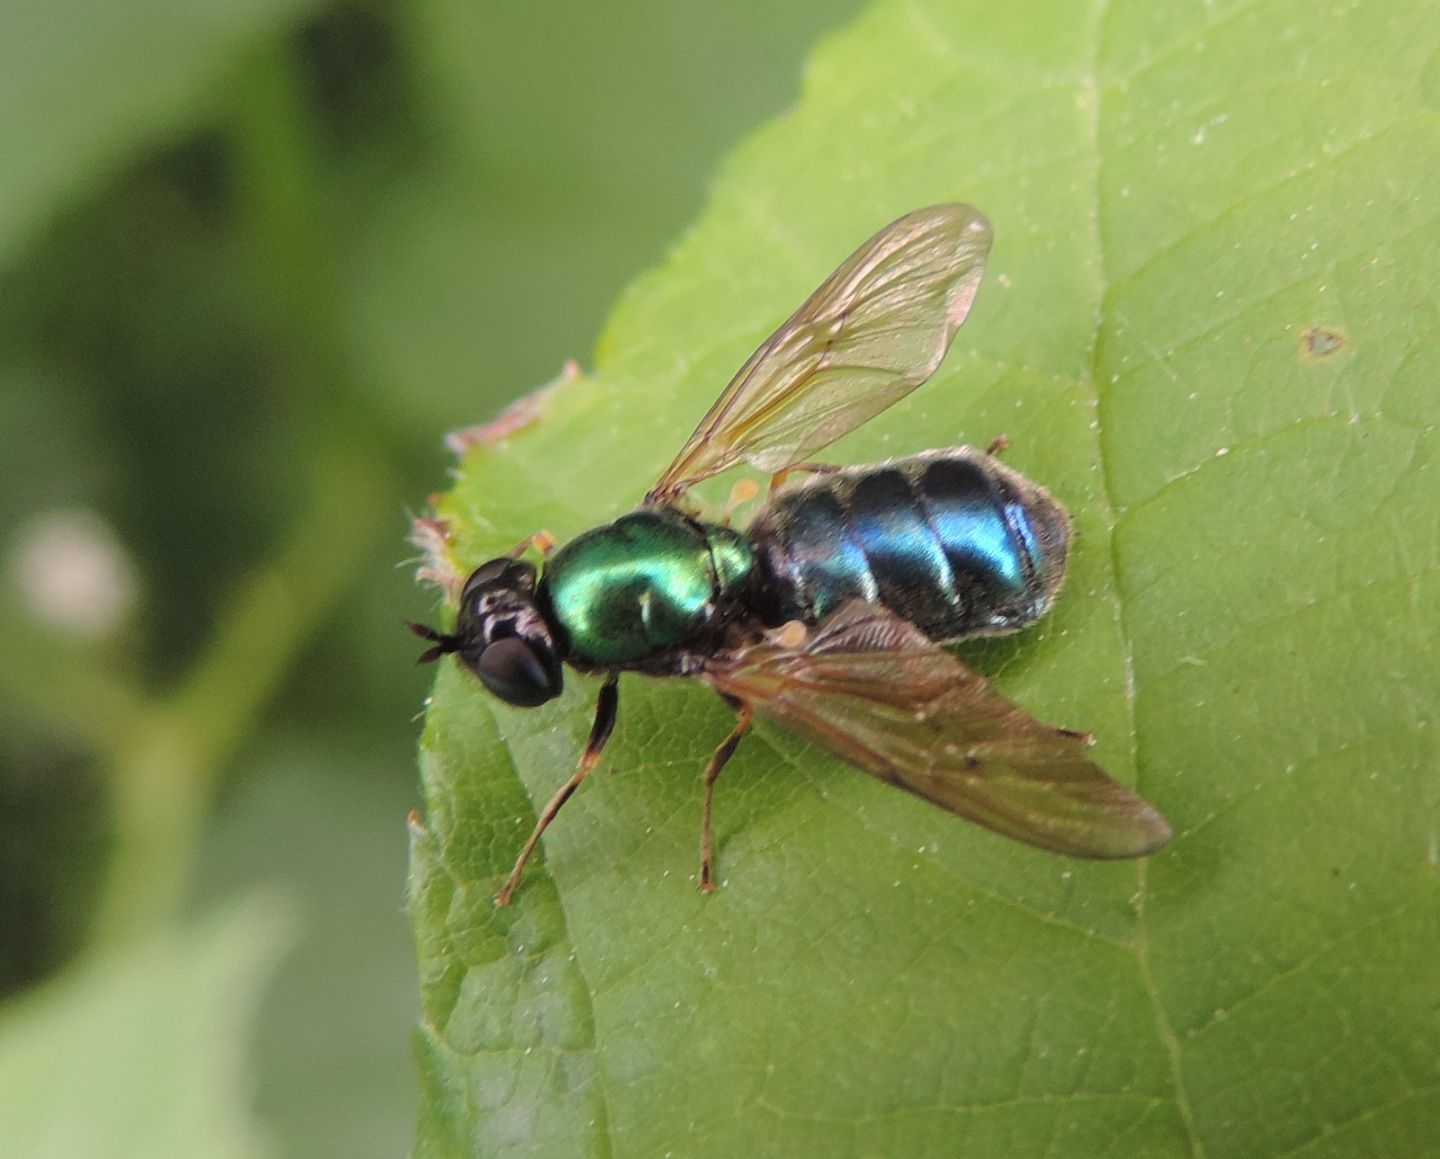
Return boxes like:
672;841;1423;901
496;674;619;905
507;530;557;558
698;697;753;893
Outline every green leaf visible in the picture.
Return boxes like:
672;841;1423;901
411;0;1440;1155
0;898;290;1159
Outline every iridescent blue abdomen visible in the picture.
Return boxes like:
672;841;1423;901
749;449;1069;641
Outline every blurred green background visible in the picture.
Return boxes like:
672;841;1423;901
0;2;861;1154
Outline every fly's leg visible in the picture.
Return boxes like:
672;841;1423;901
496;675;619;905
698;699;754;893
507;530;557;558
768;462;840;497
985;434;1010;457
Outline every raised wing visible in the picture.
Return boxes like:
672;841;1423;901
702;602;1171;860
646;204;993;504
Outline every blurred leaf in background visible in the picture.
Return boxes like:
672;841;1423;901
412;0;1440;1156
0;0;860;1155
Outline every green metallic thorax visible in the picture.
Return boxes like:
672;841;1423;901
537;509;755;669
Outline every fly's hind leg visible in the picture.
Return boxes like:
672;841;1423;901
496;674;619;905
985;434;1010;457
768;462;841;497
698;698;754;893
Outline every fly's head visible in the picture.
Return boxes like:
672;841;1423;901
411;557;564;707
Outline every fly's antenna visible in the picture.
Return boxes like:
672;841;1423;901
409;621;461;665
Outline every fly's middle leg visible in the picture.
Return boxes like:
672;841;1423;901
698;698;754;893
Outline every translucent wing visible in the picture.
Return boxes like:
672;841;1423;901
647;205;993;504
702;602;1171;859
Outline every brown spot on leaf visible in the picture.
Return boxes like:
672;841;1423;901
1301;325;1347;360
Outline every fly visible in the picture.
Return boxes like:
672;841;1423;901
412;204;1172;904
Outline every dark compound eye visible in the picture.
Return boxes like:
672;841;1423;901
461;557;537;603
475;636;563;707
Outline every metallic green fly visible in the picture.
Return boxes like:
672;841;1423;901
414;205;1171;903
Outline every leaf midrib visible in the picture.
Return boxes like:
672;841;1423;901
1084;1;1206;1156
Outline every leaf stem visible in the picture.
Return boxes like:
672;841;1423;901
85;32;398;950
